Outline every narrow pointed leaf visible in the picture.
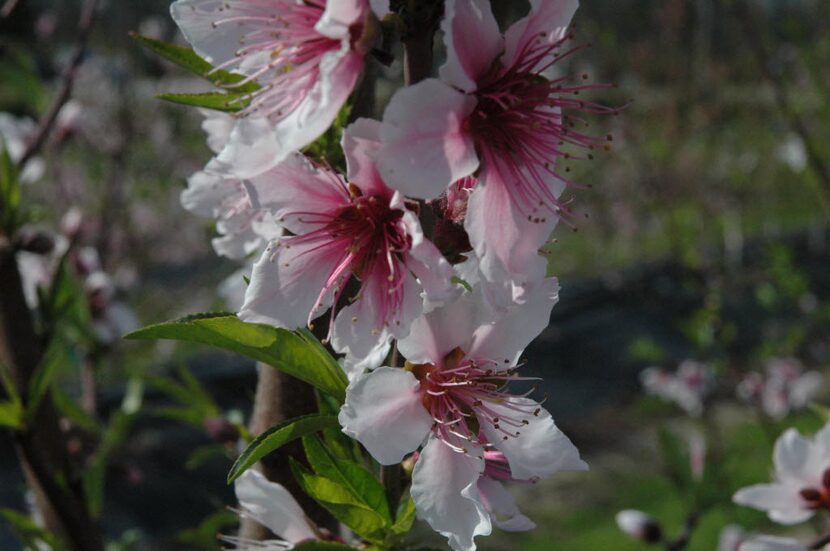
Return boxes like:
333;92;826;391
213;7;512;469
302;435;392;523
228;414;339;483
125;313;348;400
291;460;389;544
129;33;259;93
158;92;249;112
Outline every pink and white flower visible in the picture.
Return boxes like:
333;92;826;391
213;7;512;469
615;510;662;543
171;0;386;178
181;110;283;260
226;469;318;549
339;279;586;550
719;524;749;551
377;0;615;286
739;535;827;551
737;358;823;420
640;360;714;417
733;423;830;525
239;119;455;374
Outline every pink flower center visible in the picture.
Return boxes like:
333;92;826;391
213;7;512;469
467;32;619;219
409;348;541;455
283;182;411;333
209;1;345;120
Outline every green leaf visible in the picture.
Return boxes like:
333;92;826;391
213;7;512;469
126;314;348;401
0;400;23;429
0;508;67;551
316;390;361;462
130;33;259;93
302;435;392;523
52;387;100;433
0;143;21;234
186;445;228;471
657;427;692;495
27;336;70;418
83;411;134;517
291;460;390;544
291;543;357;551
391;494;416;536
228;414;339;483
158;92;249;112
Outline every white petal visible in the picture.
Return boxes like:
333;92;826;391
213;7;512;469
501;0;578;70
481;397;587;480
315;0;366;40
411;436;490;551
733;483;812;525
467;277;559;366
378;79;478;200
739;535;807;551
234;469;316;544
439;0;503;93
198;108;235;154
238;237;339;328
339;368;433;465
773;428;819;485
342;118;388;196
477;478;535;532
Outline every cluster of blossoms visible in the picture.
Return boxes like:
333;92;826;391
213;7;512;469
171;0;612;548
737;358;823;420
640;360;715;416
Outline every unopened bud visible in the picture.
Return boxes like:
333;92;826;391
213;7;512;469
616;510;662;544
203;417;240;444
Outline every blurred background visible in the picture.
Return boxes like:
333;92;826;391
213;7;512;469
0;0;828;549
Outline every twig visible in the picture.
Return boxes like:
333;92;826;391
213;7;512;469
401;0;443;86
16;0;99;171
0;237;104;551
664;513;699;551
735;0;830;215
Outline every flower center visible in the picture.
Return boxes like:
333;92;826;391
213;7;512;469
407;348;540;454
467;32;619;219
800;468;830;510
210;1;340;119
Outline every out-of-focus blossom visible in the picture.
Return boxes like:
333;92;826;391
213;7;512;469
378;0;615;289
689;431;706;481
719;524;749;551
218;268;250;313
640;360;715;416
339;279;586;551
181;111;283;260
737;358;823;420
777;134;807;173
739;535;829;551
734;423;830;525
615;509;662;543
0;113;44;183
171;0;387;178
240;120;456;374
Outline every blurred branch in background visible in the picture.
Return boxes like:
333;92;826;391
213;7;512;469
0;0;22;19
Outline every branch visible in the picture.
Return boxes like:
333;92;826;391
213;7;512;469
16;0;99;171
664;513;699;551
401;0;443;85
810;531;830;550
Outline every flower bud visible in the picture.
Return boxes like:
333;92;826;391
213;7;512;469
616;509;662;544
203;417;240;445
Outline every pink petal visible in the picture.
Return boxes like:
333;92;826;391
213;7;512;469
465;160;560;284
440;0;503;93
378;79;478;200
234;470;317;544
246;153;349;235
342;118;389;197
238;236;341;328
401;209;459;308
339;367;433;464
315;0;368;40
411;436;490;551
481;397;587;481
501;0;579;70
170;0;287;66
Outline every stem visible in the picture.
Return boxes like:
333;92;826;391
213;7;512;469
401;0;443;86
0;238;104;551
16;0;99;172
735;0;830;216
810;531;830;550
664;513;699;551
